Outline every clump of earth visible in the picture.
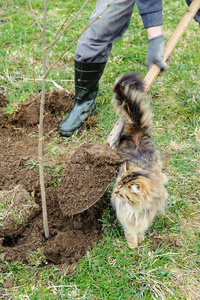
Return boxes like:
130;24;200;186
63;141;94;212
0;185;40;236
0;91;122;267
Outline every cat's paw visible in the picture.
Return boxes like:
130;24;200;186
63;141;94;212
128;242;138;249
138;233;144;244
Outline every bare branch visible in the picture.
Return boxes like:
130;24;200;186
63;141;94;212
46;0;116;76
45;0;90;51
28;0;43;32
32;20;37;93
39;0;49;239
46;8;75;65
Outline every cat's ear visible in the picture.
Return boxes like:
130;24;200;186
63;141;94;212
131;184;141;194
124;162;130;171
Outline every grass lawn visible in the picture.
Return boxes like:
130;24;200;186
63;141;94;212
0;0;200;299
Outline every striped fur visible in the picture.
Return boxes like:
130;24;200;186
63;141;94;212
112;72;153;134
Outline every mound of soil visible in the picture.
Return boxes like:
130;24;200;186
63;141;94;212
1;90;74;131
0;91;120;267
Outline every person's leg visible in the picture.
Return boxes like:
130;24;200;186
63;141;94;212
59;0;135;137
75;0;136;62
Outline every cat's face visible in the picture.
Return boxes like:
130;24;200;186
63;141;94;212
114;162;158;205
114;175;154;205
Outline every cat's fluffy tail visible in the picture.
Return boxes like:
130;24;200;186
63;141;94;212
112;72;153;134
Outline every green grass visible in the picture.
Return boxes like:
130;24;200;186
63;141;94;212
0;0;200;299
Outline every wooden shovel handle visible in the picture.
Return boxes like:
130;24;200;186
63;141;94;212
144;0;200;93
107;0;200;147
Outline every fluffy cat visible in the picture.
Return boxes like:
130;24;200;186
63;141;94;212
111;72;168;248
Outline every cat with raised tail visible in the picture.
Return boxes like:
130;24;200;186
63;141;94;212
111;72;168;249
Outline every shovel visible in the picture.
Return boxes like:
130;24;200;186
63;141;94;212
57;0;200;216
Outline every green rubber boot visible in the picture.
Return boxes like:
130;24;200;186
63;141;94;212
59;60;106;137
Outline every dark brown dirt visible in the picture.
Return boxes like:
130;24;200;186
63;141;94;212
0;91;121;266
57;143;122;216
